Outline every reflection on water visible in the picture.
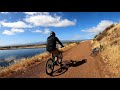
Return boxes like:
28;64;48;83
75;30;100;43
0;48;46;67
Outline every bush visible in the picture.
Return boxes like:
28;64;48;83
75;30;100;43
94;35;98;39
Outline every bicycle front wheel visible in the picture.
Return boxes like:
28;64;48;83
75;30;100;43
46;58;54;75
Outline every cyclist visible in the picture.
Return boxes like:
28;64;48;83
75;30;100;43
46;31;64;65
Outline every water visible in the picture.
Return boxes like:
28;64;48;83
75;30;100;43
0;48;46;67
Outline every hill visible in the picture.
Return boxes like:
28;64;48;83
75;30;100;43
91;23;120;77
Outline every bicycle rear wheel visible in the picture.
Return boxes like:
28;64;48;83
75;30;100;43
46;58;54;75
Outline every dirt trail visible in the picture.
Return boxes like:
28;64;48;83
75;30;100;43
4;40;105;78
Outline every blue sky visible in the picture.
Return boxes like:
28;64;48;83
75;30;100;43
0;12;120;46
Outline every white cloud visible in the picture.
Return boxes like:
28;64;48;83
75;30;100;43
24;12;49;16
43;28;51;34
33;28;51;34
11;28;24;33
32;30;42;33
2;30;15;35
1;21;32;28
24;14;76;27
2;28;24;35
81;20;114;34
1;12;9;14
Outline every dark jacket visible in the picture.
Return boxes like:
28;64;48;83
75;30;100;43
46;35;64;52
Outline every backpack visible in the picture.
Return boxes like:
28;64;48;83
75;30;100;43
46;35;56;52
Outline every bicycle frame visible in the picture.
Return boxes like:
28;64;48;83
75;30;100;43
51;51;62;64
51;53;58;64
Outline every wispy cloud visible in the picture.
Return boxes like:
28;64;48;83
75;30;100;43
32;28;51;34
32;30;42;33
24;13;76;27
81;20;114;34
43;28;51;34
2;28;24;35
24;12;49;16
71;34;81;40
1;12;9;14
0;21;32;28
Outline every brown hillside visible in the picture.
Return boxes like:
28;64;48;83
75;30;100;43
92;23;120;77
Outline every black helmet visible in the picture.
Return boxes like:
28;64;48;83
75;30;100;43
50;31;55;36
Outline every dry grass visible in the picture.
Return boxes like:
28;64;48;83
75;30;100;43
0;42;78;77
59;43;77;51
100;45;120;77
92;23;120;77
0;52;51;77
91;40;101;49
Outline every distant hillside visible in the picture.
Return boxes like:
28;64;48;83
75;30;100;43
92;23;120;77
29;40;86;45
0;39;86;48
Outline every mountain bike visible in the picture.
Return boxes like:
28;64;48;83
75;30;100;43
90;47;100;57
46;50;63;76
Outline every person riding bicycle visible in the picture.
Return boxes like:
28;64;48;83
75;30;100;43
46;31;64;65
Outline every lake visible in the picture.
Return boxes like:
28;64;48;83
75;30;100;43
0;48;46;67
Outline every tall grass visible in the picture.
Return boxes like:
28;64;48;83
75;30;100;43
92;23;120;77
0;43;78;77
100;45;120;77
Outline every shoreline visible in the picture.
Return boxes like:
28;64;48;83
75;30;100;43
0;45;46;50
0;47;46;50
